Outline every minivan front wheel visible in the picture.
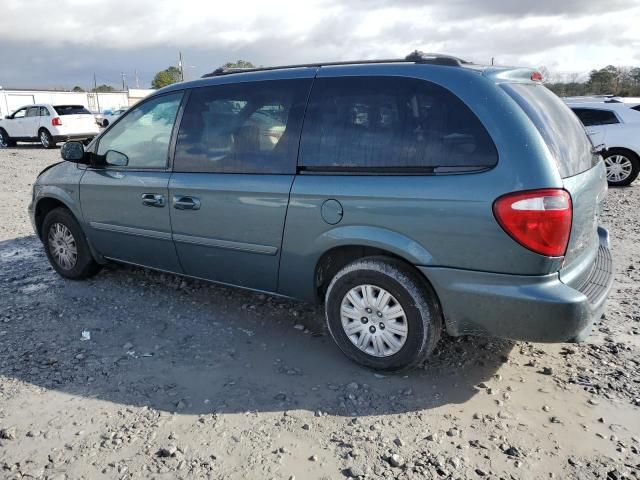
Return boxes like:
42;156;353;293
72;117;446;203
42;207;101;279
325;257;442;371
604;149;640;186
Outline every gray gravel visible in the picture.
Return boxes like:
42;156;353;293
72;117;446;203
0;145;639;479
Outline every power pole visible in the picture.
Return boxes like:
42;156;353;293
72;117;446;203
491;57;495;66
179;52;184;81
121;72;127;91
134;69;140;89
93;73;101;113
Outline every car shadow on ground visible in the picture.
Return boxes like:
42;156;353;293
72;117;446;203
1;235;514;417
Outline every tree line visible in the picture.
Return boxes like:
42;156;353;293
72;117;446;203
544;65;640;97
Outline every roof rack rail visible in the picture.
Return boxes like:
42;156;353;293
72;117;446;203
201;51;469;78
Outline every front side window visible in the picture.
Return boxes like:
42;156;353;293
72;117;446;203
571;108;620;127
12;108;27;119
97;92;183;169
174;79;312;174
299;76;498;171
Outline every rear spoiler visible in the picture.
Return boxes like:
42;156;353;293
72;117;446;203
483;67;543;84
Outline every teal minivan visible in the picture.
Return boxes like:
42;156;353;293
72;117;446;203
29;52;614;370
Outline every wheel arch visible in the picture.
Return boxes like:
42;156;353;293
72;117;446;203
34;196;73;239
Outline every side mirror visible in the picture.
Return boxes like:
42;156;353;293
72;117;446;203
60;141;86;163
105;150;129;167
4;115;10;119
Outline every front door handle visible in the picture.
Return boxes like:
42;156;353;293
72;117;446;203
173;195;201;210
141;193;165;207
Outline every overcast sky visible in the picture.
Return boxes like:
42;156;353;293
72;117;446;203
2;0;639;89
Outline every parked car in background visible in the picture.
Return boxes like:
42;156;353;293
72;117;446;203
0;104;100;149
29;53;613;370
98;108;128;128
567;101;640;186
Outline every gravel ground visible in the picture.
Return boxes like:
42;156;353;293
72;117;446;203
0;145;639;480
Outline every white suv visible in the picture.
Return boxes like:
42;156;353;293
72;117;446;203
0;104;100;149
567;101;640;186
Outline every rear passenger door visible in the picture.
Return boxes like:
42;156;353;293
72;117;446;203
278;74;499;299
169;77;313;292
571;108;619;147
25;107;41;138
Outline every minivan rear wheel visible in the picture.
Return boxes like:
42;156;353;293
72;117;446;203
325;257;442;371
42;207;101;279
604;149;640;186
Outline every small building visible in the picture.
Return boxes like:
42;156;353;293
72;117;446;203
0;88;155;117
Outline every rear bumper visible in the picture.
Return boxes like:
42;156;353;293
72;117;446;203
420;227;614;343
53;133;97;142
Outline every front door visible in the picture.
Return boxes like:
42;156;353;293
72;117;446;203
80;91;184;272
169;77;313;292
6;107;28;137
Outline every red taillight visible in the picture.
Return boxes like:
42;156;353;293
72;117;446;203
493;189;572;257
531;71;543;82
52;117;62;126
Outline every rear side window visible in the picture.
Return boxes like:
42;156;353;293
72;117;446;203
53;105;91;115
40;107;49;116
501;84;597;178
299;76;497;172
26;107;39;117
174;79;312;174
571;108;619;127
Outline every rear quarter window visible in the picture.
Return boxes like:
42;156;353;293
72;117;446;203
501;83;598;178
54;105;92;115
571;108;619;127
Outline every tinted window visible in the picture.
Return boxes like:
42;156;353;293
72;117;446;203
97;92;182;169
299;76;497;171
27;107;39;117
632;105;640;112
53;105;92;115
502;83;597;178
174;79;311;174
571;108;619;127
40;107;50;116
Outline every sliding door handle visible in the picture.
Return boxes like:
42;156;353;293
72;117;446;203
173;196;201;210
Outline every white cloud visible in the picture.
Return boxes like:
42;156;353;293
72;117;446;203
1;0;639;87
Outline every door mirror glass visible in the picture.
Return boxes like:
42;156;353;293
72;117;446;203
60;141;86;163
105;150;129;167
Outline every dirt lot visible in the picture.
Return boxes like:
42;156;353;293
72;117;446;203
0;145;639;480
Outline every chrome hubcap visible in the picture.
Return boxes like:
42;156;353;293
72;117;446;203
605;154;632;182
48;223;77;270
40;131;49;147
340;284;408;357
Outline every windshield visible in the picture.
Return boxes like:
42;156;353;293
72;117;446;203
53;105;92;115
501;83;599;178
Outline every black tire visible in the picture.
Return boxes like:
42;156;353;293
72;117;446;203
39;128;56;149
102;119;109;128
325;256;442;371
42;207;101;279
0;128;16;148
603;148;640;187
